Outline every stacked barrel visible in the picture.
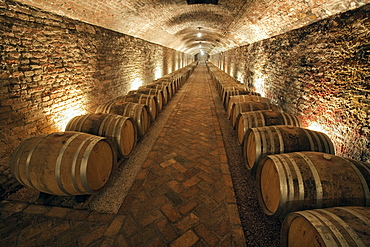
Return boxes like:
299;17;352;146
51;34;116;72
10;63;197;197
206;62;370;246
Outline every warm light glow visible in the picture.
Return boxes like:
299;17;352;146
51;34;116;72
237;71;243;83
197;32;202;38
307;121;329;135
254;77;266;97
200;50;204;55
199;44;202;48
54;103;88;131
155;66;163;80
130;77;143;91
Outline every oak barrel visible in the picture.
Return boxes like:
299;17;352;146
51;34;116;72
223;89;261;109
137;87;165;109
227;95;270;119
257;152;370;218
154;79;175;97
10;131;115;196
119;94;158;122
236;110;302;145
143;84;170;105
65;113;137;158
96;102;150;138
244;125;335;171
281;206;370;246
230;101;282;128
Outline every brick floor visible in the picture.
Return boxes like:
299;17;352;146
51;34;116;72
0;63;246;246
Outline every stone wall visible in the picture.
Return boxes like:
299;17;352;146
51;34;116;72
211;4;370;162
0;0;192;196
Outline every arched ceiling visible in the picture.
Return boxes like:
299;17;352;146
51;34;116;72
18;0;370;55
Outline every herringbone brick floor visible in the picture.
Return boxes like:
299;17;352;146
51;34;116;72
117;64;245;246
0;63;247;246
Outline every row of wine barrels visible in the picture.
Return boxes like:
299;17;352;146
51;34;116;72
244;125;335;171
10;131;115;196
281;206;370;247
256;151;370;218
9;62;198;197
207;62;370;245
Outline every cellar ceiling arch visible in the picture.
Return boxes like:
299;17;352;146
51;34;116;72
17;0;369;55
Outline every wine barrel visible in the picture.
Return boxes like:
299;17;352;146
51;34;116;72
236;110;302;145
96;102;150;138
221;86;249;107
281;206;370;246
10;131;115;196
221;86;247;103
223;89;261;109
119;94;158;122
227;95;271;119
244;125;335;171
218;83;237;97
144;83;170;105
257;152;370;218
154;79;176;97
65;113;137;159
136;87;164;112
230;101;282;128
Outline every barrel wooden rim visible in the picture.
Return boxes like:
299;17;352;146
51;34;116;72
257;157;281;215
244;128;259;170
236;113;245;146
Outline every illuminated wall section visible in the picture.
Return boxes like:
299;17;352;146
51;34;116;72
0;0;190;193
211;4;370;162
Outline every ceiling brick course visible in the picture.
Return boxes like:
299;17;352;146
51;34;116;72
15;0;370;55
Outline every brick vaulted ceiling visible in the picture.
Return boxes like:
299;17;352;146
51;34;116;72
17;0;370;55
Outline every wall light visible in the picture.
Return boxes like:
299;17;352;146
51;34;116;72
130;77;143;91
307;121;329;135
197;32;202;38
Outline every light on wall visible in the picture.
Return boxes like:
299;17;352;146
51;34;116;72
254;76;266;97
130;77;143;91
52;94;88;131
307;121;329;135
